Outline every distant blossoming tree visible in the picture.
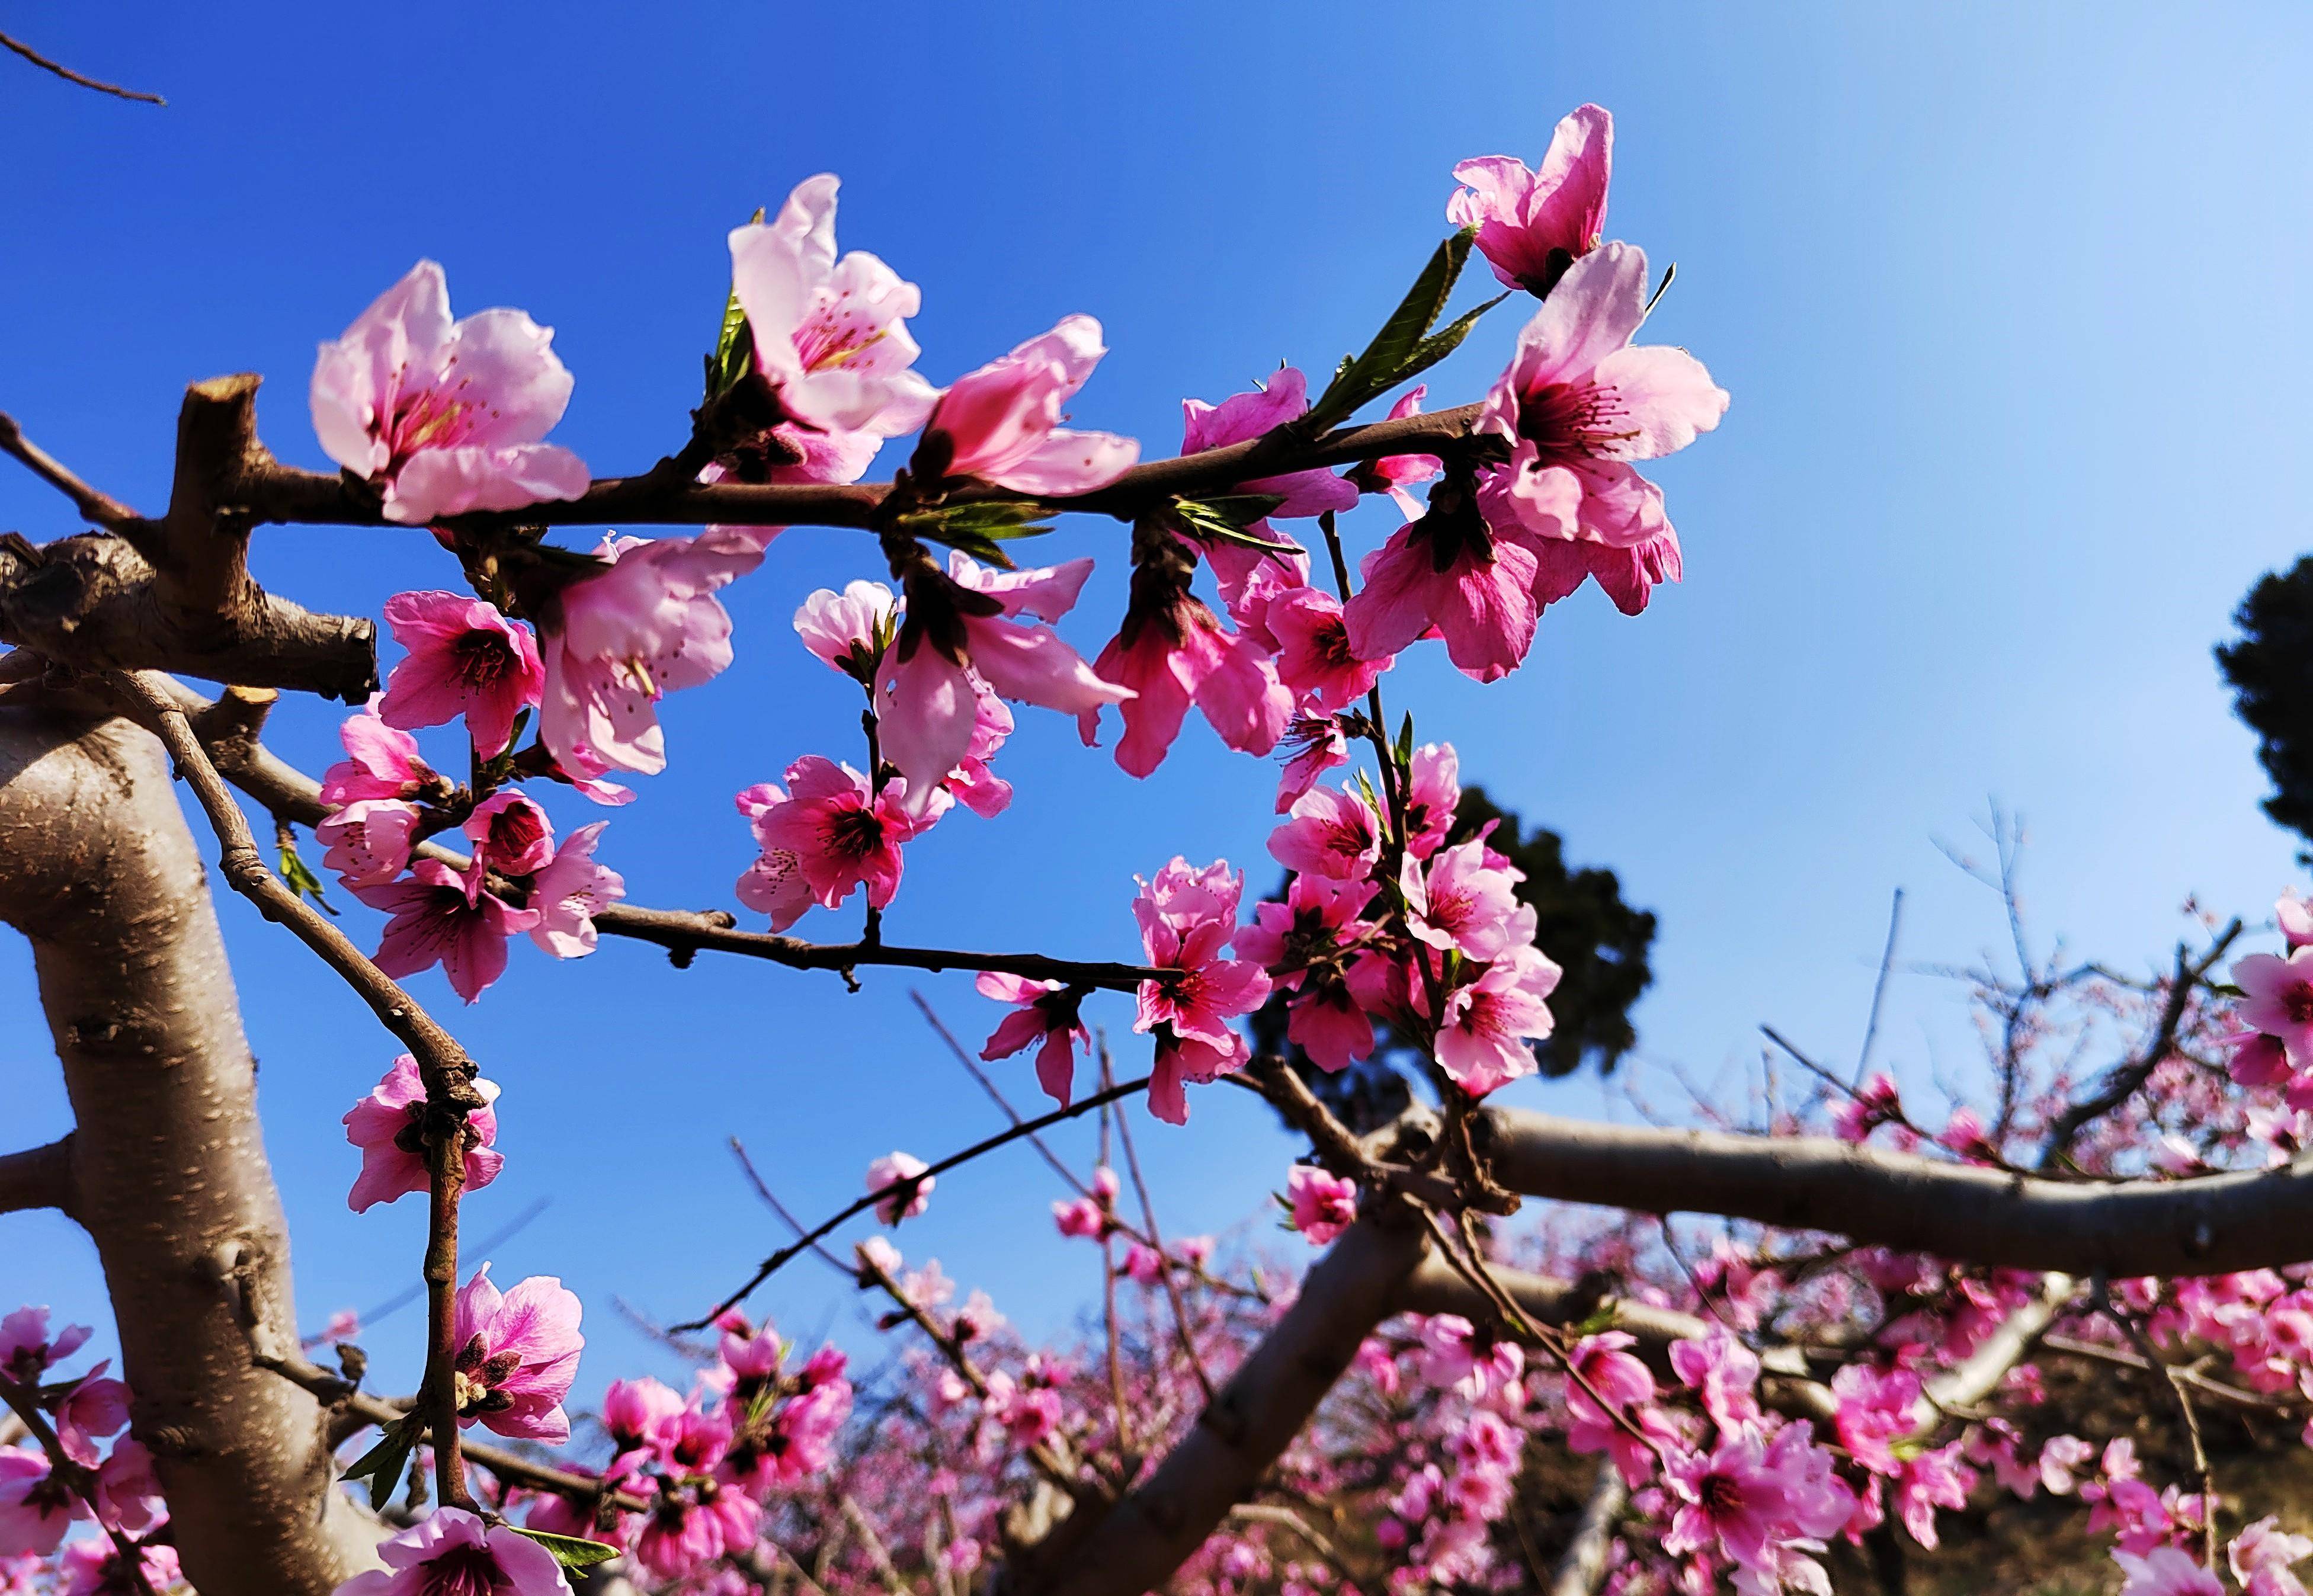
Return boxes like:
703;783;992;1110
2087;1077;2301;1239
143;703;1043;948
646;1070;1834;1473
4;86;2312;1596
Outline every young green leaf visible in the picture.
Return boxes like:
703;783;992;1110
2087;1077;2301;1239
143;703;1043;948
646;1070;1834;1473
1306;227;1478;433
278;837;337;915
508;1527;623;1569
339;1416;417;1512
1393;291;1511;394
1170;495;1296;552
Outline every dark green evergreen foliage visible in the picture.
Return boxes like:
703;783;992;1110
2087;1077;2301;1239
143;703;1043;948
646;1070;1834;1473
2219;556;2313;853
1251;787;1656;1133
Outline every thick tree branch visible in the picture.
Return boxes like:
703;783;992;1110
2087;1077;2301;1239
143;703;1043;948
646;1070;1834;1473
226;401;1486;533
1481;1107;2313;1277
1007;1213;1428;1596
0;1136;73;1217
0;704;380;1592
0;383;376;698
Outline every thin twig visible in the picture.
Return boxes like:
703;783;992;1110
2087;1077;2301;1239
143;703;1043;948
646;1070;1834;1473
678;1075;1151;1331
1107;1036;1215;1403
0;30;164;104
0;412;147;528
2093;1280;2220;1571
1856;886;1904;1085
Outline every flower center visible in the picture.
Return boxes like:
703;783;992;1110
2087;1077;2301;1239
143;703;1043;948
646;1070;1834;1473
453;630;520;688
487;805;547;864
1517;379;1639;462
417;1541;508;1596
383;383;478;471
826;807;885;861
1699;1470;1746;1517
2288;983;2313;1025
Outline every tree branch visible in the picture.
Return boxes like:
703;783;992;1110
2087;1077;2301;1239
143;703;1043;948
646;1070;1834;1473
226;401;1487;533
0;1136;73;1217
1007;1213;1428;1596
1481;1107;2313;1277
0;28;164;104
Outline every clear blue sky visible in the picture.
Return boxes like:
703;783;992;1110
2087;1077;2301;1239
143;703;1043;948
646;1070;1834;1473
4;2;2311;1405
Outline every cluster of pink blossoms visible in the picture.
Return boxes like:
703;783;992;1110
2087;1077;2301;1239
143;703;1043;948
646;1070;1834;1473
0;1308;169;1594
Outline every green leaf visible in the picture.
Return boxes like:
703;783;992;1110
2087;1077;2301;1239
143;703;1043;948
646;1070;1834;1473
1306;227;1478;432
278;837;337;915
895;499;1056;567
509;1527;623;1569
1392;291;1511;393
1568;1306;1620;1338
1394;712;1415;768
1169;494;1296;552
703;207;767;402
1643;260;1678;318
339;1416;417;1512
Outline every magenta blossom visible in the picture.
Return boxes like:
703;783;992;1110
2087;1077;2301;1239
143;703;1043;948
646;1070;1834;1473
1342;473;1541;681
355;858;539;1004
733;782;811;931
976;972;1091;1107
342;1055;504;1214
91;1440;162;1537
913;315;1138;494
1431;944;1561;1095
1180;367;1358;518
539;526;767;780
751;756;939;916
317;799;419;890
1662;1430;1803;1574
1235;874;1382;1073
340;1505;572;1596
727;175;938;450
1;1309;91;1386
1132;858;1273;1124
1268;587;1389;712
311;260;589;524
876;553;1128;815
867;1152;933;1225
1404;838;1526;962
56;1540;178;1596
1475;242;1728;597
2115;1547;2226;1596
379;590;544;756
1401;741;1462;859
52;1373;128;1469
525;821;624;959
0;1451;78;1559
1275;717;1350;813
1081;595;1293;776
319;700;438;809
464;790;556;877
1448;105;1614;295
1285;1165;1358;1245
2232;1517;2313;1596
451;1264;584;1443
1268;784;1382;882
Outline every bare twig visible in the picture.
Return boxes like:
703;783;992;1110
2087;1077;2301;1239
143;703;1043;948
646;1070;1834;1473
1856;886;1904;1085
0;29;164;104
677;1075;1151;1331
0;412;146;528
1107;1037;1215;1403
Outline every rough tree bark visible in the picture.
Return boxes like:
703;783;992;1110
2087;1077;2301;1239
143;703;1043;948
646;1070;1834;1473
0;702;379;1595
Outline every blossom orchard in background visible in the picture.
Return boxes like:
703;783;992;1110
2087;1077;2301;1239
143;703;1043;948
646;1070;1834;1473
3;89;2308;1596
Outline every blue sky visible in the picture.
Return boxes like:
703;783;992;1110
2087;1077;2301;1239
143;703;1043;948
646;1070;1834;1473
4;1;2312;1406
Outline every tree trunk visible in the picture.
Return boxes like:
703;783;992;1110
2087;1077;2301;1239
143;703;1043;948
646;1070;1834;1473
0;704;379;1595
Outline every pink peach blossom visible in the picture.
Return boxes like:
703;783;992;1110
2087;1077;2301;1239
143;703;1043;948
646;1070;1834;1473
1401;741;1462;858
913;315;1138;494
1285;1165;1358;1245
1431;944;1561;1095
338;1505;572;1596
52;1373;127;1468
1448;105;1614;294
316;798;420;890
539;526;767;780
1132;858;1272;1124
0;1309;91;1385
342;1054;504;1214
976;972;1091;1107
355;858;540;1004
451;1264;584;1443
311;261;590;524
2115;1547;2225;1596
379;590;544;755
91;1439;161;1537
0;1450;78;1558
1342;476;1540;681
795;579;897;681
463;790;556;877
733;781;813;931
1475;242;1728;597
727;175;938;447
319;700;438;808
1180;367;1358;518
1268;784;1382;881
1080;595;1292;775
524;821;624;958
752;756;939;915
1274;717;1350;812
2238;947;2313;1060
1404;838;1526;961
876;553;1126;815
867;1153;933;1225
1268;587;1388;713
